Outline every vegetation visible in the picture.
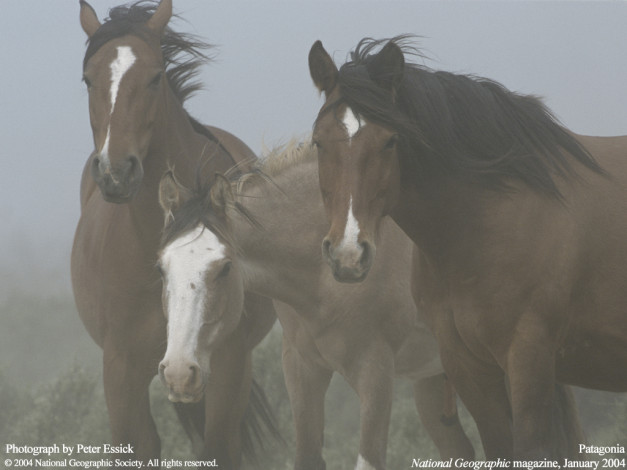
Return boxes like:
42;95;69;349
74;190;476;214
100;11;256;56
1;289;625;468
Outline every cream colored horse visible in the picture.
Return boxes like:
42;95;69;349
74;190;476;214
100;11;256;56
157;143;475;470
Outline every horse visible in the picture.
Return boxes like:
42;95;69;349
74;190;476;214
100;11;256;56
71;1;277;467
308;36;627;460
155;141;476;470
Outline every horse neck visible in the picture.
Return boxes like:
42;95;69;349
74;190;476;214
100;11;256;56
129;86;215;249
392;173;492;270
231;160;326;309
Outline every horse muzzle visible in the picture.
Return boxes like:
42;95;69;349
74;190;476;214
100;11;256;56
322;236;375;283
91;155;144;203
158;358;205;403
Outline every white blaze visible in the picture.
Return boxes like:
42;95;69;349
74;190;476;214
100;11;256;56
342;106;364;143
339;196;362;253
109;46;136;113
160;225;226;361
339;107;365;256
101;46;136;163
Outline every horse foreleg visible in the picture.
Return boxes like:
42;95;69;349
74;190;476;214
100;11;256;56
444;358;512;460
102;337;161;465
201;326;252;469
413;374;475;459
507;316;562;460
200;294;277;469
282;336;332;470
347;341;395;470
435;311;513;459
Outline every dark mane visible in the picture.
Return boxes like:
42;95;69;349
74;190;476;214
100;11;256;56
83;0;213;104
161;183;225;248
161;173;260;250
334;36;605;198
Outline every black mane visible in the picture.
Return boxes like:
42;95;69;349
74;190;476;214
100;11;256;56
161;178;228;249
335;36;605;197
161;173;259;250
83;0;213;105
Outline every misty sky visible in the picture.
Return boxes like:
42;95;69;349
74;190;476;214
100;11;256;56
1;1;627;291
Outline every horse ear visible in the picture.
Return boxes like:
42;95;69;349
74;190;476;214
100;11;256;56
368;41;404;96
309;40;338;96
146;0;172;36
159;171;189;226
79;0;101;38
209;174;235;217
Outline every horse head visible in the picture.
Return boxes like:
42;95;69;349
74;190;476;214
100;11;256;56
309;40;404;282
156;171;244;402
80;0;172;202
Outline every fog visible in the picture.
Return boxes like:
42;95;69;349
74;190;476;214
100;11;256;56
1;1;627;294
0;1;625;456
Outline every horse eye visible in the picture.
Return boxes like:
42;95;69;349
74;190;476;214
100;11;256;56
156;264;164;278
82;75;92;89
384;135;399;150
149;72;163;88
217;261;232;279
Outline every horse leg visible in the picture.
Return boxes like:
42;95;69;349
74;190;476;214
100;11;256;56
507;316;565;459
550;383;586;459
201;294;276;468
102;335;161;464
413;374;475;459
346;340;395;470
444;357;512;460
201;326;251;469
435;311;513;459
282;336;332;470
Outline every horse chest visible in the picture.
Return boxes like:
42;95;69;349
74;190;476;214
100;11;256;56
73;198;162;317
423;282;518;368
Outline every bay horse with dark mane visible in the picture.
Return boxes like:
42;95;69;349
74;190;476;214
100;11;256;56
71;1;277;467
307;36;625;460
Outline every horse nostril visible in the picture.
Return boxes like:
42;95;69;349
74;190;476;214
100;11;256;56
359;241;372;267
360;241;369;256
91;156;101;173
126;155;144;186
127;155;139;172
322;238;332;258
188;364;200;387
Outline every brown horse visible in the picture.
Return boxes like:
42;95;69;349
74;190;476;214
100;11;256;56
71;1;276;467
155;142;475;470
307;37;621;460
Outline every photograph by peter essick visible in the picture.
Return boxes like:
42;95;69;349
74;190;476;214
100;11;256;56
1;1;626;469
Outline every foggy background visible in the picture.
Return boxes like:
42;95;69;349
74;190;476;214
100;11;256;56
1;1;627;296
0;0;625;459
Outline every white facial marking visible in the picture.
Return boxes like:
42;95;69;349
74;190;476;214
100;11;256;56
355;454;376;470
109;46;136;114
339;196;362;253
342;106;365;143
101;127;112;167
160;225;226;361
100;46;136;163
